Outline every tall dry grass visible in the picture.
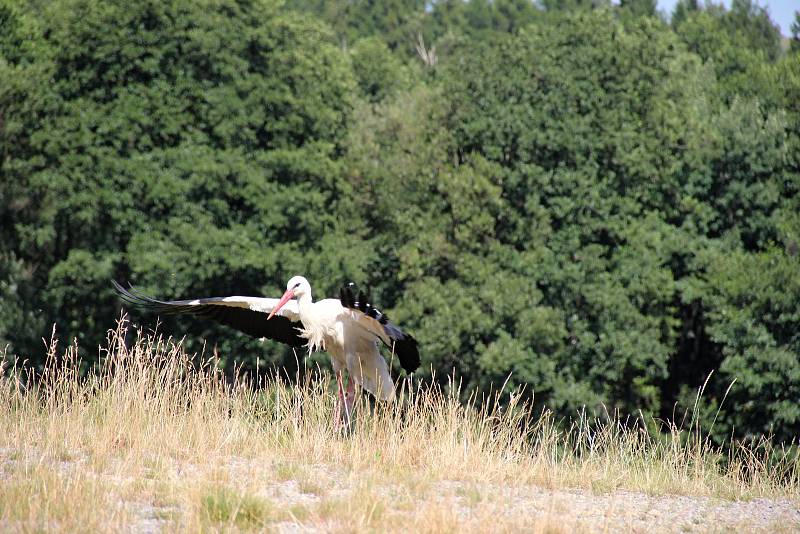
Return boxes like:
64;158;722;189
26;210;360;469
0;320;798;532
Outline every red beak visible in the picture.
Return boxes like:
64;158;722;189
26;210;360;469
267;289;294;320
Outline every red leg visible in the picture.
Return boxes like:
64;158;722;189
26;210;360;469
344;375;356;427
334;370;346;428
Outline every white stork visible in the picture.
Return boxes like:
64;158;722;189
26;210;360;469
112;276;419;425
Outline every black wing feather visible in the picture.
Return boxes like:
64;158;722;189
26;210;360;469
112;280;306;347
339;283;357;308
339;283;420;373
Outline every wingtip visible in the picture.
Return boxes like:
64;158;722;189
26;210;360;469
111;279;161;308
394;335;420;374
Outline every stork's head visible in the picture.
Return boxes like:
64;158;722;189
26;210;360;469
267;275;311;320
285;275;311;298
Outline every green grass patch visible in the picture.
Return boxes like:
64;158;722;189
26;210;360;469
200;485;273;528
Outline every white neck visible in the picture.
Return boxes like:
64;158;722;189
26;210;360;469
297;292;314;320
296;291;325;351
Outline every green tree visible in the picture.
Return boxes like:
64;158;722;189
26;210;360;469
1;0;366;369
725;0;782;61
350;37;413;103
428;0;542;40
378;12;705;416
619;0;656;18
0;0;55;357
673;0;782;100
292;0;427;54
430;9;797;436
680;243;800;443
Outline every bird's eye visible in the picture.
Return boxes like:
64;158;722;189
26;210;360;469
293;283;301;289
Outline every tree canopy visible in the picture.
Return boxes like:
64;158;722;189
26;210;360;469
2;0;799;443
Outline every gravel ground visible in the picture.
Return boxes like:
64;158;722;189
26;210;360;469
432;483;800;533
240;475;800;533
223;462;800;533
4;451;798;533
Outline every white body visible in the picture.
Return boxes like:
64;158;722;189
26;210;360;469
296;295;395;401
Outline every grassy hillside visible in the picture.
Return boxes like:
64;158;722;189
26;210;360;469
1;321;798;532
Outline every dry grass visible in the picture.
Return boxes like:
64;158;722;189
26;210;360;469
0;320;798;533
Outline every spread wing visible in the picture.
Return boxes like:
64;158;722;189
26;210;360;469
112;280;306;347
339;283;420;374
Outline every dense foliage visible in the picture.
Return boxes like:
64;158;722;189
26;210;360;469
1;0;798;443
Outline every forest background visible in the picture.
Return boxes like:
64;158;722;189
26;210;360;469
1;0;799;446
